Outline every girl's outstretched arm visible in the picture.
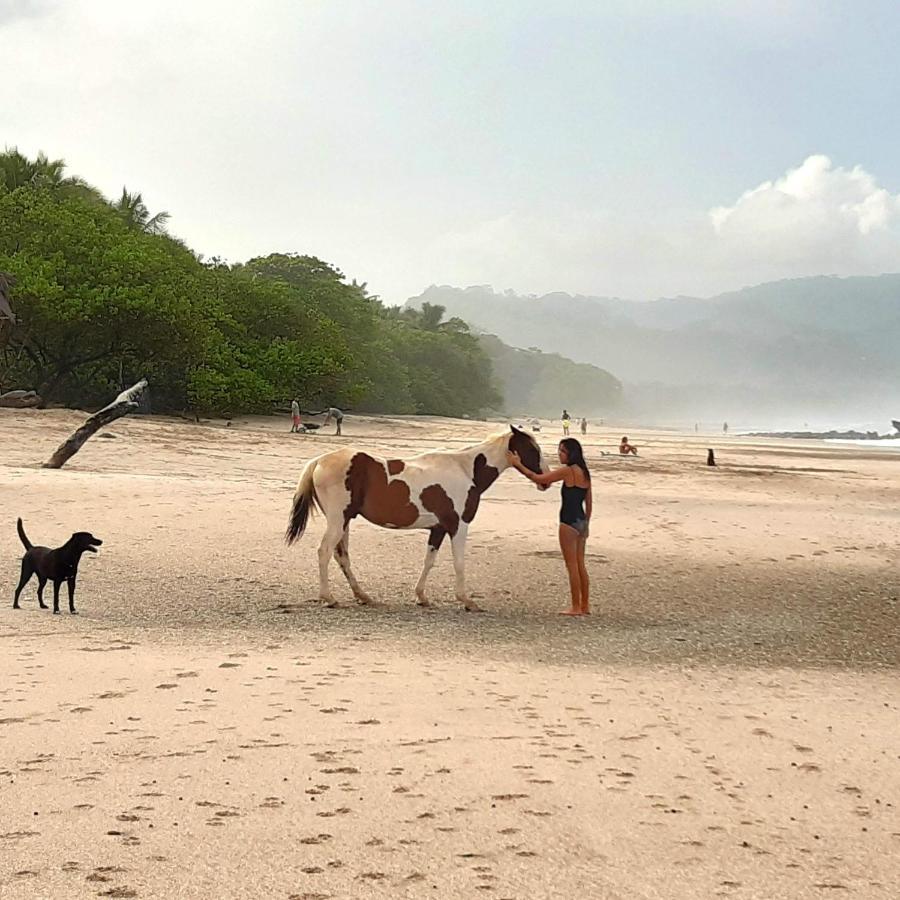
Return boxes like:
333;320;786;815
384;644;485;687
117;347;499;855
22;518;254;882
507;452;568;486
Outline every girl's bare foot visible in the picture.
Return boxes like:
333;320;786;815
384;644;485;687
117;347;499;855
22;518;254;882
559;608;581;616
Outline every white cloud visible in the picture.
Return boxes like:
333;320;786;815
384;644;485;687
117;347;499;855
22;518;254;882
426;156;900;300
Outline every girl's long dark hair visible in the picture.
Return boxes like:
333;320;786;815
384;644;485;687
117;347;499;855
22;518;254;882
560;438;590;480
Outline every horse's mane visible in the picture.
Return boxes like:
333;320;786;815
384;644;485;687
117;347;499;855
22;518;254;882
409;430;515;461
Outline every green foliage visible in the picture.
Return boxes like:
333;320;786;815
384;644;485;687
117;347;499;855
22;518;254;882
113;188;171;234
0;151;501;418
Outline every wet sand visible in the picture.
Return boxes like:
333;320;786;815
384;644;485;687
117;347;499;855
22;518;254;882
1;408;898;898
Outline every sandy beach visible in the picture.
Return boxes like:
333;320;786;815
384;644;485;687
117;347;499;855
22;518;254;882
1;409;898;898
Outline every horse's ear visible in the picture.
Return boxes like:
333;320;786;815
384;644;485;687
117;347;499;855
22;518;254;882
510;424;521;435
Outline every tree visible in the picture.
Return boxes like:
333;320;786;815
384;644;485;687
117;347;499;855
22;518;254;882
113;188;171;234
0;148;101;205
0;148;68;190
0;161;504;419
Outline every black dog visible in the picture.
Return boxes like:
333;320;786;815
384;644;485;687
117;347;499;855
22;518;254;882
13;519;102;615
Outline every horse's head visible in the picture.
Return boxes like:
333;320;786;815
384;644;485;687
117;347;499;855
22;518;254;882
508;425;549;491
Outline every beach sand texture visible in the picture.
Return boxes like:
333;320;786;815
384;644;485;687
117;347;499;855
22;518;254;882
1;408;898;898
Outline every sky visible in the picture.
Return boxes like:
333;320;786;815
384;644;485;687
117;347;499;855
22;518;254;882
4;0;900;304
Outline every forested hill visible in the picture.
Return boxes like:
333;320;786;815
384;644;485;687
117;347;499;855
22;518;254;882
477;334;621;418
0;150;498;418
410;278;900;424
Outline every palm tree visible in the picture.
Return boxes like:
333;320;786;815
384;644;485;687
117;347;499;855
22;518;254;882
113;188;170;234
0;148;102;203
401;302;471;335
1;148;69;190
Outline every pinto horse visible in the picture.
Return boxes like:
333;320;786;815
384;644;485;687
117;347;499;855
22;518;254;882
285;427;547;610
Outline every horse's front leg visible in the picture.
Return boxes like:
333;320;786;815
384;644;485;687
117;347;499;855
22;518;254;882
451;526;480;612
415;527;446;607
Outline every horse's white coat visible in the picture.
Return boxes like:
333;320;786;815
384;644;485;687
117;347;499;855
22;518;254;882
291;430;546;609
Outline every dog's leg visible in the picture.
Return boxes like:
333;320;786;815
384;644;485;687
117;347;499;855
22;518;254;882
415;527;446;607
334;528;374;605
36;575;48;609
13;558;34;609
52;580;61;615
67;577;77;614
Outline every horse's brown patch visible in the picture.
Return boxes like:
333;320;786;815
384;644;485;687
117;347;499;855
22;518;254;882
387;459;405;475
472;453;499;492
420;484;460;537
344;453;419;528
509;428;542;476
461;453;499;524
462;486;480;524
428;526;447;550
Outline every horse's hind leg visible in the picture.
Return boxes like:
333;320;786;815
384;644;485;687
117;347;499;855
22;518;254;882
318;519;345;606
334;528;375;605
415;527;446;607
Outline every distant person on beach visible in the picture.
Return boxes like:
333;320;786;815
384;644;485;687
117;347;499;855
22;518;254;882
507;437;592;616
723;421;728;434
561;410;571;436
290;398;301;433
530;417;541;432
580;418;587;435
619;436;638;455
323;406;344;435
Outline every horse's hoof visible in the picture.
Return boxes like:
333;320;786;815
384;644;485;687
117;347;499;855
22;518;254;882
462;600;483;613
357;595;380;607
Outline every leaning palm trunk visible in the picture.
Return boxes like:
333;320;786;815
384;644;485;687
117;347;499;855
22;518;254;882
44;379;148;469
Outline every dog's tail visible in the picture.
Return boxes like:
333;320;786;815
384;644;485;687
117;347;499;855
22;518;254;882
16;518;33;550
285;456;322;546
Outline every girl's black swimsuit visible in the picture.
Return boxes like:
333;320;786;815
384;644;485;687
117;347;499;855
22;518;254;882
560;483;588;536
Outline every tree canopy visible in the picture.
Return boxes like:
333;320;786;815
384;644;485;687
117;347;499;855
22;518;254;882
0;149;500;418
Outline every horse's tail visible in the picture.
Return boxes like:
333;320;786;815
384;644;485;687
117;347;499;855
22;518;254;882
17;517;33;550
285;456;322;545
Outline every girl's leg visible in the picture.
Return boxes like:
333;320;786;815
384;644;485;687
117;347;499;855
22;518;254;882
577;535;590;615
558;524;582;615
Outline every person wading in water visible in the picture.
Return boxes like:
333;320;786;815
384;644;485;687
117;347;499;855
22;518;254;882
507;437;592;616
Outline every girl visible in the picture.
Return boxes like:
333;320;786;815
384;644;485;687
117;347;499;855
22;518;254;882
507;437;592;616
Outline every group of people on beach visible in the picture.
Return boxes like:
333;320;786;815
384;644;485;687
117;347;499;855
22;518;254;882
290;400;344;435
560;409;588;437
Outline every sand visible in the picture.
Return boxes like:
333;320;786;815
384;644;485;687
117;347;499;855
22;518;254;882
1;408;898;898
